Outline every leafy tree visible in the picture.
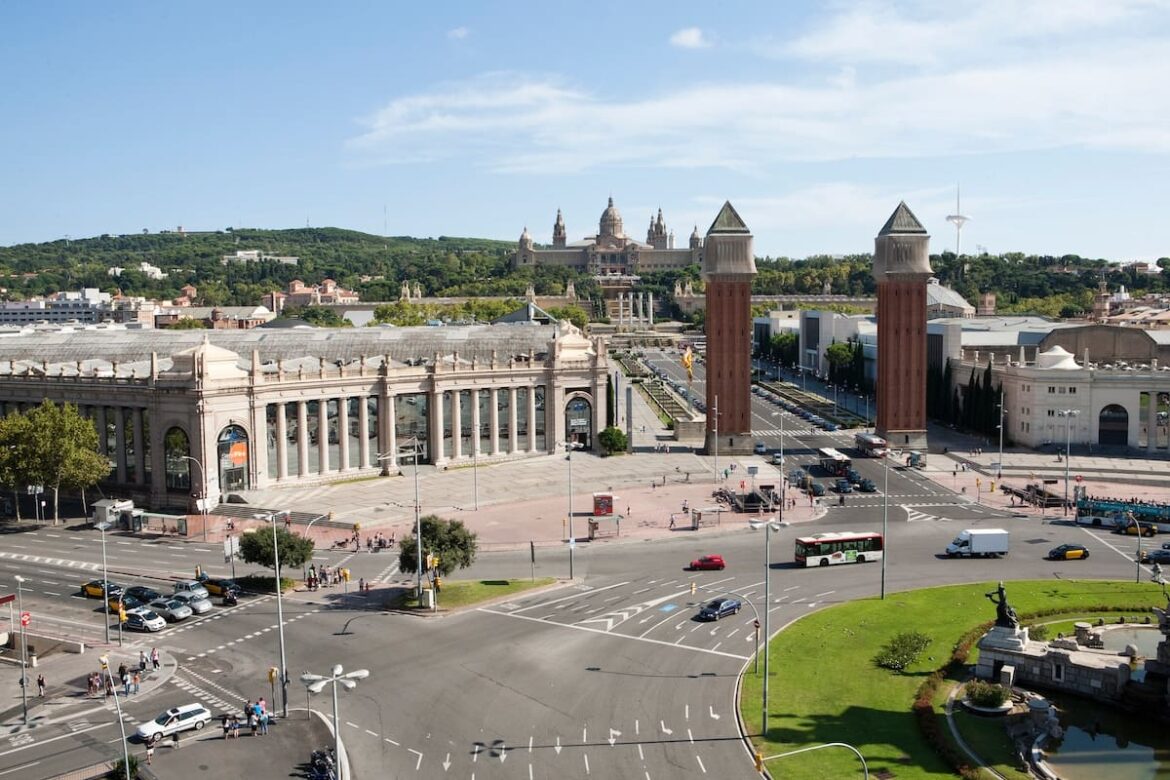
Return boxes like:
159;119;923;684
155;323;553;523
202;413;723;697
0;412;37;520
238;525;315;572
20;401;110;523
605;375;615;427
280;305;352;327
598;426;628;455
398;515;477;577
165;317;208;329
824;341;854;385
546;305;589;329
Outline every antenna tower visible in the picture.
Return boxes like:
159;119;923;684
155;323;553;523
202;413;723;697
945;186;970;255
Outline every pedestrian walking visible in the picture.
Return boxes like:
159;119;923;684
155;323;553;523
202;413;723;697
151;647;160;670
145;743;154;765
222;714;230;739
249;712;258;736
358;577;365;593
260;710;269;735
669;515;676;529
132;671;141;695
138;650;148;672
231;717;240;738
105;677;114;698
122;672;130;697
258;696;266;714
36;674;45;697
117;662;127;681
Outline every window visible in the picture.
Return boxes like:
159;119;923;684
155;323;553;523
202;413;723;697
1048;386;1056;394
1047;410;1055;417
1053;663;1064;682
1058;387;1066;394
1069;387;1077;394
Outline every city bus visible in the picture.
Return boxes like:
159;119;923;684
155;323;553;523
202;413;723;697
795;532;884;567
1075;496;1170;533
817;447;852;476
853;432;888;458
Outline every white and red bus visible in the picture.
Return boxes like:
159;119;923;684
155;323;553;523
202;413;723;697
795;531;884;567
817;447;852;476
854;432;888;457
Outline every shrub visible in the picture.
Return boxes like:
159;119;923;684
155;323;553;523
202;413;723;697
874;630;933;671
965;679;1010;708
1027;623;1049;641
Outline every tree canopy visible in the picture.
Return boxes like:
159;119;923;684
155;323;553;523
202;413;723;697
238;525;316;572
398;515;478;577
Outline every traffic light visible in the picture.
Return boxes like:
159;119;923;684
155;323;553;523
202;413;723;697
990;481;996;493
690;581;697;595
434;576;442;592
342;568;351;583
268;667;278;685
754;751;764;772
118;607;127;623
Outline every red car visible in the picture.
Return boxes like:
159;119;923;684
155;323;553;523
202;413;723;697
689;555;726;571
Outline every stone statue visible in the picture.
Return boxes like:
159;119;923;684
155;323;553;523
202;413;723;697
986;581;1020;629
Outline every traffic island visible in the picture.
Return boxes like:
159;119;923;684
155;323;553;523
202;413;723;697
385;578;558;612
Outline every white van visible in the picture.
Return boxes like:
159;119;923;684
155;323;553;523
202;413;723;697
135;703;212;743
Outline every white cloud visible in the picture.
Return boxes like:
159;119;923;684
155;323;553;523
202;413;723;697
669;27;711;49
447;26;469;40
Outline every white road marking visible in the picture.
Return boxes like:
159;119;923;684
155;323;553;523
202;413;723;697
696;755;707;773
409;748;423;770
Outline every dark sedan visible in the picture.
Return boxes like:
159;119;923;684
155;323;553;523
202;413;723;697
698;597;742;621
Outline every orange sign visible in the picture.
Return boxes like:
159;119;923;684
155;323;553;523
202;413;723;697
229;442;247;466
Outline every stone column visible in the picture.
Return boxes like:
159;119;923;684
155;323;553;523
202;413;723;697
430;389;445;464
470;390;481;456
337;396;350;471
451;390;463;460
114;408;128;483
648;292;654;327
318;399;330;473
634;293;643;325
489;388;500;456
96;407;108;455
296;401;309;477
527;386;538;452
381;393;397;474
275;402;288;480
357;396;370;469
509;388;519;454
132;408;146;485
618;292;625;329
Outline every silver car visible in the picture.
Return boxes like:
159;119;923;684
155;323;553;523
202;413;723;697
148;598;193;622
171;591;212;614
173;580;209;601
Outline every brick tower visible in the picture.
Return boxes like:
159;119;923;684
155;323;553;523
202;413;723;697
703;202;757;454
873;202;932;450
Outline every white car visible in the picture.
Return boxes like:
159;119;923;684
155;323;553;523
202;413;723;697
171;591;212;614
173;580;209;601
135;703;212;743
124;607;166;633
149;598;193;622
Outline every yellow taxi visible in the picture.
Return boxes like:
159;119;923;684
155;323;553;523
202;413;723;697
1046;544;1089;561
80;580;122;599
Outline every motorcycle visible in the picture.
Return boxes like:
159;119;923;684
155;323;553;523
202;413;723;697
222;590;238;606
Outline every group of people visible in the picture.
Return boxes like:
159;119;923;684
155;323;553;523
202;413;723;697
85;648;160;698
365;531;394;551
306;564;344;590
223;698;270;738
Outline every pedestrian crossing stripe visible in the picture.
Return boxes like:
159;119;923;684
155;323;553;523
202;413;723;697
903;507;948;523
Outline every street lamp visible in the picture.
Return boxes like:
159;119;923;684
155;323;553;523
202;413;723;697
254;510;290;718
881;450;890;600
14;576;28;725
748;518;783;738
96;520;112;644
99;654;132;780
565;441;584;580
301;665;369;780
180;455;209;542
996;391;1006;481
1057;409;1078;515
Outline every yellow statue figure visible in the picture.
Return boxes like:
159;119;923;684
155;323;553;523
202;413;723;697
681;346;694;380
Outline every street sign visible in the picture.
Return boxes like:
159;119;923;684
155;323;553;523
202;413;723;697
20;611;30;627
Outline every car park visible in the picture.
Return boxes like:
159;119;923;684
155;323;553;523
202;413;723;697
124;607;167;632
1141;548;1170;564
135;703;213;743
149;598;194;622
124;586;162;603
698;597;741;620
689;554;727;571
1046;543;1090;561
81;580;122;599
199;577;241;597
171;591;212;614
173;580;209;600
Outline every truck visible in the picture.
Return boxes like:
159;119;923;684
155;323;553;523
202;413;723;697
945;528;1009;558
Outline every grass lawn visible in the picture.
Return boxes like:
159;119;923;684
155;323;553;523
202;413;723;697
393;577;556;610
739;580;1161;779
951;707;1031;780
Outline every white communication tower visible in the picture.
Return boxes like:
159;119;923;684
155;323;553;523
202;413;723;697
945;186;970;255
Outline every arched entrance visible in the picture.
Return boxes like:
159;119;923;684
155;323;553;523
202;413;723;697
1098;404;1129;447
565;396;594;450
164;427;191;491
217;424;250;492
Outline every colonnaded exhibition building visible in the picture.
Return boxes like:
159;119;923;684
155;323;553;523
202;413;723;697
0;320;609;511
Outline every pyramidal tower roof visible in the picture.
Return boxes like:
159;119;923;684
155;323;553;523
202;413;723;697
879;201;927;235
706;201;750;235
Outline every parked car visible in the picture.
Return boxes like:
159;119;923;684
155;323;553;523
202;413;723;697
81;580;122;599
107;595;144;614
834;479;853;494
770;453;785;466
698;597;742;621
148;598;194;622
135;703;213;744
198;577;241;597
821;422;840;432
1046;543;1090;561
124;586;162;603
171;591;212;614
689;555;727;571
173;580;209;601
124;607;167;632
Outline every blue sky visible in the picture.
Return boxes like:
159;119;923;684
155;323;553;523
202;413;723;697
2;1;1168;260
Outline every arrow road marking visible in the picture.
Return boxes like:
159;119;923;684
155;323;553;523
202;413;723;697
660;720;673;735
442;753;451;771
709;706;720;720
555;736;562;755
608;728;621;746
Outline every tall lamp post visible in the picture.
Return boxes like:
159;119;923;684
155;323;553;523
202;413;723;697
880;450;890;599
99;655;132;780
254;510;290;718
996;391;1006;481
749;519;783;738
180;455;209;542
96;520;112;644
14;576;28;725
565;441;584;580
1057;409;1078;516
301;665;369;780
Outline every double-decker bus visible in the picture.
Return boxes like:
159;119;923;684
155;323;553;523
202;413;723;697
853;432;887;457
795;531;884;567
817;447;851;476
1075;496;1170;532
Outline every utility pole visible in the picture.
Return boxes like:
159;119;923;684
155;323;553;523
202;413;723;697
996;390;1005;481
712;395;719;486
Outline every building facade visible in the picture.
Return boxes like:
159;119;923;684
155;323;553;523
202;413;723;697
0;322;608;511
512;198;702;274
